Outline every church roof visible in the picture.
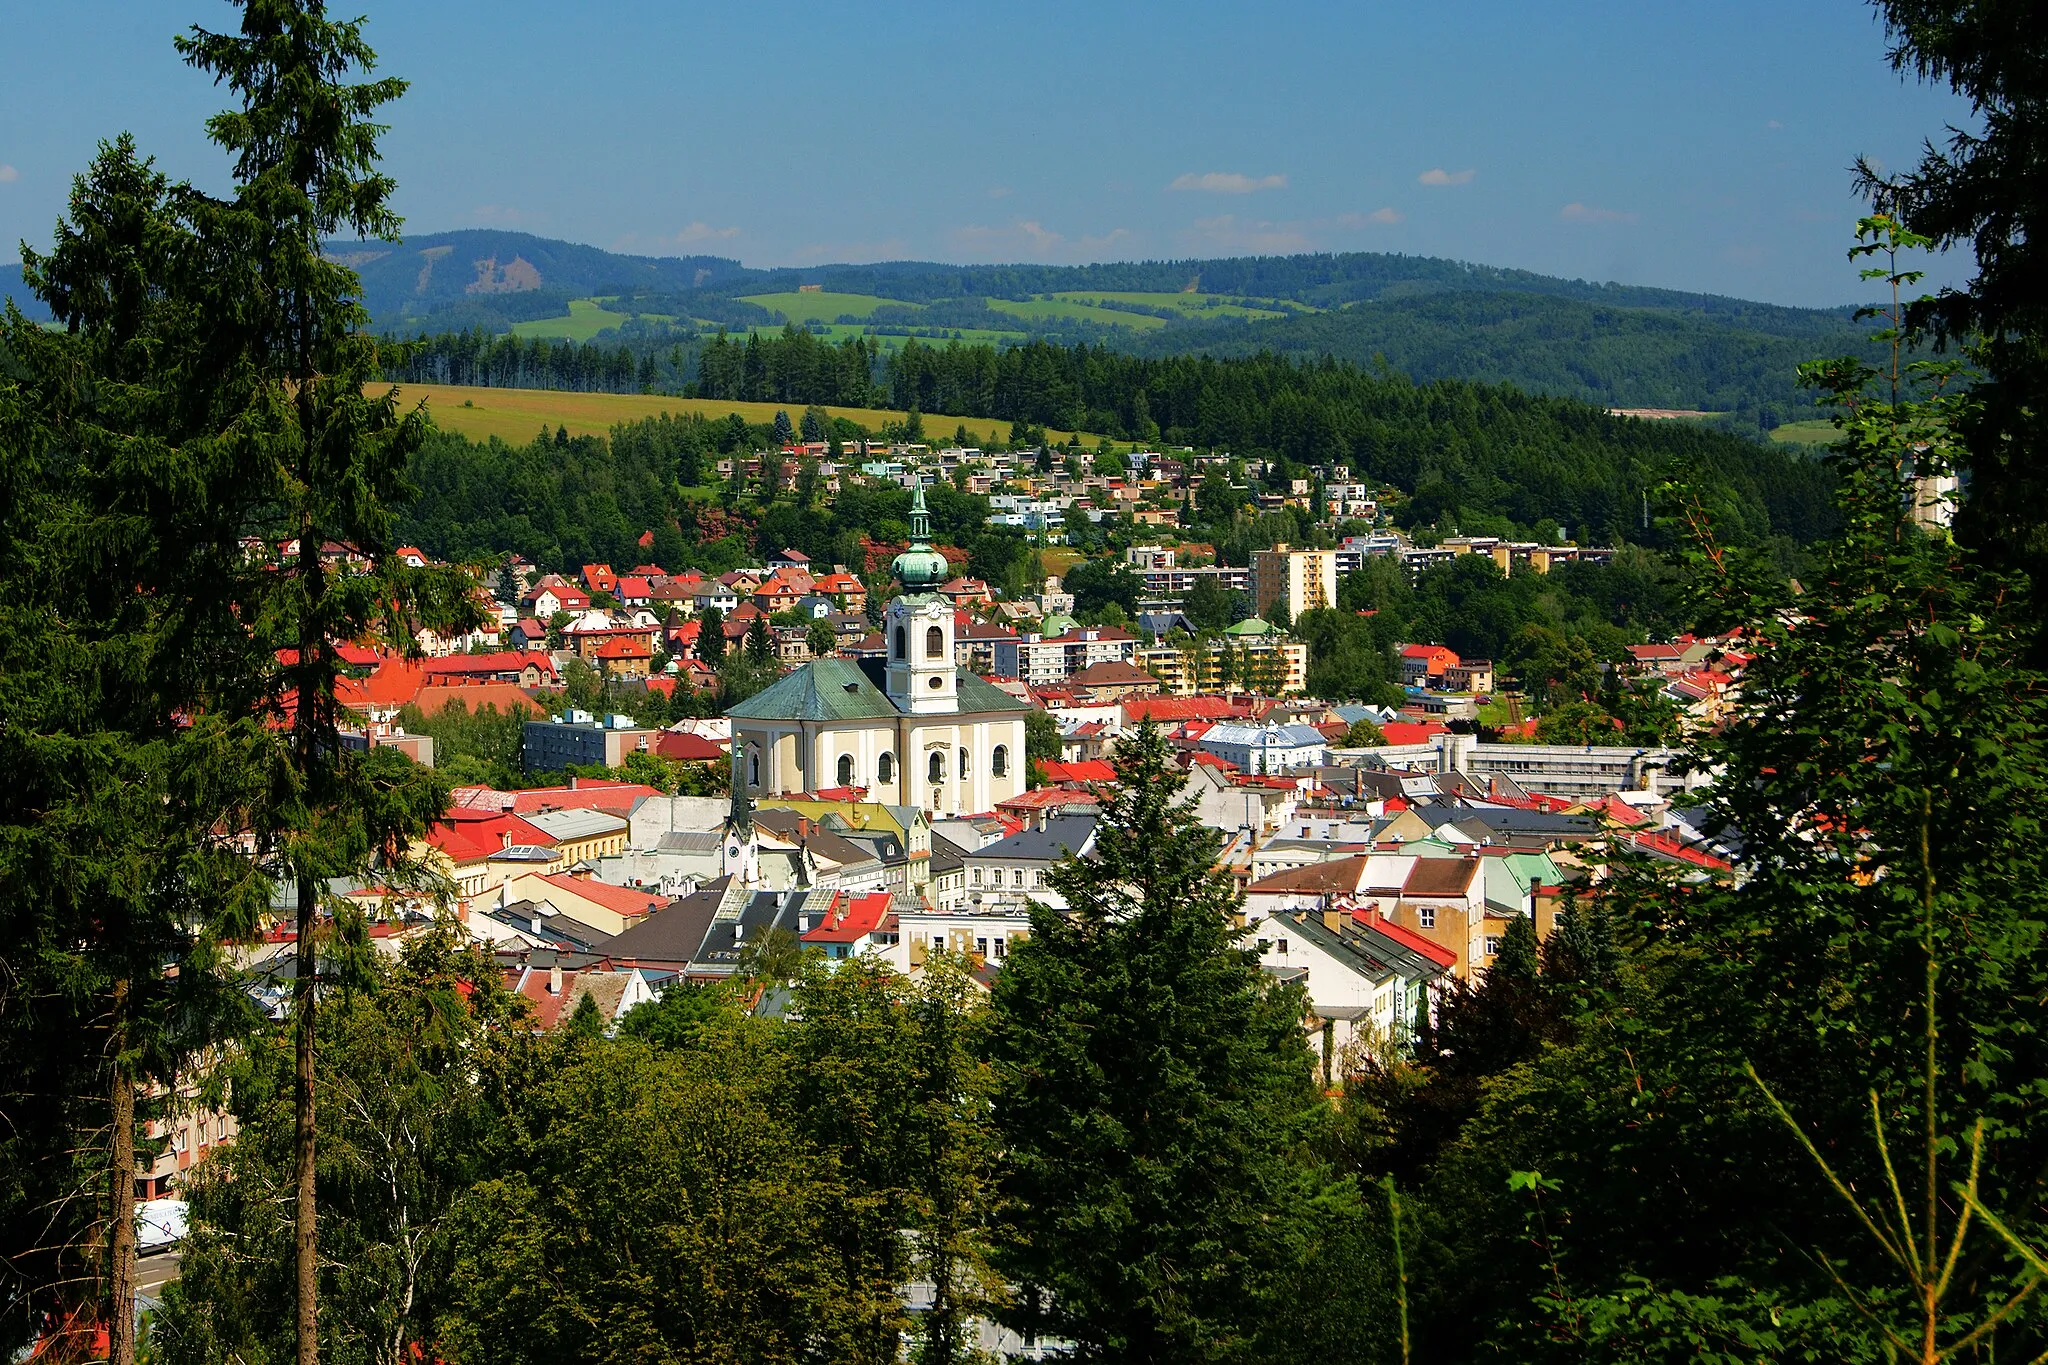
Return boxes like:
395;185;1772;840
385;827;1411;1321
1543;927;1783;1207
725;657;1029;722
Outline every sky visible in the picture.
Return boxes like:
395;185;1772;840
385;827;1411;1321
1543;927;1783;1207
1;1;1982;308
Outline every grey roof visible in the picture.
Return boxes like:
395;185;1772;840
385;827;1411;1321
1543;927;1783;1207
725;656;1028;722
599;890;721;963
929;832;968;875
492;901;611;952
656;830;724;854
973;815;1097;863
1422;807;1600;840
525;808;630;841
691;890;799;970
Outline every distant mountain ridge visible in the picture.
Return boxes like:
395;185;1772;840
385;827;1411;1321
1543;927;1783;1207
3;228;1876;428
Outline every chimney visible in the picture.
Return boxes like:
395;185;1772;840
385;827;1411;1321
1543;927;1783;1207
501;830;513;850
570;775;579;790
547;963;562;994
531;914;544;936
1322;908;1344;934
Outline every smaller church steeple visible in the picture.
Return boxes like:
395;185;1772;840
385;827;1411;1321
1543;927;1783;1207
891;477;950;592
722;743;760;884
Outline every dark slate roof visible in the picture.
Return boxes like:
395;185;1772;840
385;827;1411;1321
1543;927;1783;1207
598;889;721;963
973;815;1097;863
691;891;799;971
1432;807;1600;840
724;656;1029;722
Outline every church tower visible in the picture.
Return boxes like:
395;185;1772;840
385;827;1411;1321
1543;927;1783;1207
885;480;957;715
721;742;760;885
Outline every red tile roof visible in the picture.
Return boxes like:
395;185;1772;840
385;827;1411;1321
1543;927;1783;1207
801;890;893;944
654;731;726;761
1035;760;1117;784
1122;696;1248;724
532;870;666;918
1353;909;1459;967
1378;721;1447;746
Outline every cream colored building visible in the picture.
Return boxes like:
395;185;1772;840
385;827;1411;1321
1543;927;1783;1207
1250;545;1336;620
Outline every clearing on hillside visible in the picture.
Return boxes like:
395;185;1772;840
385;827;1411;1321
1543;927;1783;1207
740;291;920;324
510;298;675;342
1051;290;1294;321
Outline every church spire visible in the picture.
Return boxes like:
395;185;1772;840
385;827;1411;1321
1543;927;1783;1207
908;476;932;544
728;742;752;836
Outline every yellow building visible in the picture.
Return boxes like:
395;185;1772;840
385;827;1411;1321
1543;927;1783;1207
1138;631;1309;697
1249;545;1336;620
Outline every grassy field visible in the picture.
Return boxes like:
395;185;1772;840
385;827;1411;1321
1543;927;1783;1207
1770;419;1842;446
733;323;1030;348
374;382;1089;446
508;298;668;342
740;291;918;324
1051;290;1293;321
986;297;1169;330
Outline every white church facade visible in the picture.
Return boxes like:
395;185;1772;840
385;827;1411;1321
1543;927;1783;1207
725;484;1031;817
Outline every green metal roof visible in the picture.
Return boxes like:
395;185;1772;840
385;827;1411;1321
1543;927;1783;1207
726;658;1029;722
725;659;900;721
1225;617;1277;636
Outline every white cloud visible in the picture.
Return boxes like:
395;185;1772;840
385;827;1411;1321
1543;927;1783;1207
1170;171;1289;194
1418;167;1474;186
612;223;742;255
0;165;18;184
1336;207;1404;227
791;236;910;264
948;219;1132;263
986;185;1013;199
1182;215;1314;254
1559;201;1637;224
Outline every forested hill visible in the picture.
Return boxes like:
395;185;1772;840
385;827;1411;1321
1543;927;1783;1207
1132;290;1872;431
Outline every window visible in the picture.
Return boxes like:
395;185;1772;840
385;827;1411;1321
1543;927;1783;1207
1485;935;1503;958
1277;937;1289;955
958;746;970;777
993;937;1006;959
877;752;894;783
975;937;988;958
1013;869;1025;888
926;625;944;658
991;744;1008;777
972;868;983;886
837;753;854;786
928;675;943;689
1032;869;1044;887
748;750;760;787
1418;906;1437;929
894;626;907;658
933;935;945;955
1257;938;1272;953
929;751;945;783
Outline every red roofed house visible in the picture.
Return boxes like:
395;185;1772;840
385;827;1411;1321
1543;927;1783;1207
581;563;619;597
654;730;727;762
1122;695;1252;726
1034;759;1118;785
500;868;667;936
522;575;588;619
421;651;558;688
511;961;656;1032
616;576;654;607
768;547;811;569
799;889;896;959
1377;720;1448;747
593;634;654;680
1399;643;1460;687
811;569;868;612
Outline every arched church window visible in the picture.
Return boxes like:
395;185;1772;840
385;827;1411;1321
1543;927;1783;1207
877;752;894;783
748;749;760;787
991;744;1008;777
958;746;970;777
894;626;907;659
837;754;854;786
929;751;945;783
926;625;944;658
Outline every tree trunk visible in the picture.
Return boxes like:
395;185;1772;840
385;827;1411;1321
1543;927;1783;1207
107;978;136;1365
294;870;318;1365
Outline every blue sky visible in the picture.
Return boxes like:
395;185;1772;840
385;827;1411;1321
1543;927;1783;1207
2;1;1980;306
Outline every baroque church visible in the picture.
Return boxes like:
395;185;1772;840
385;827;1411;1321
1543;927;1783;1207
725;481;1031;818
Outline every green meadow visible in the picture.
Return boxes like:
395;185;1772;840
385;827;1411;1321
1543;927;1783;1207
511;298;674;342
740;291;918;324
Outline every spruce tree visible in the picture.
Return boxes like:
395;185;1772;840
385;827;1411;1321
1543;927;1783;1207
984;721;1344;1362
171;7;480;1364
